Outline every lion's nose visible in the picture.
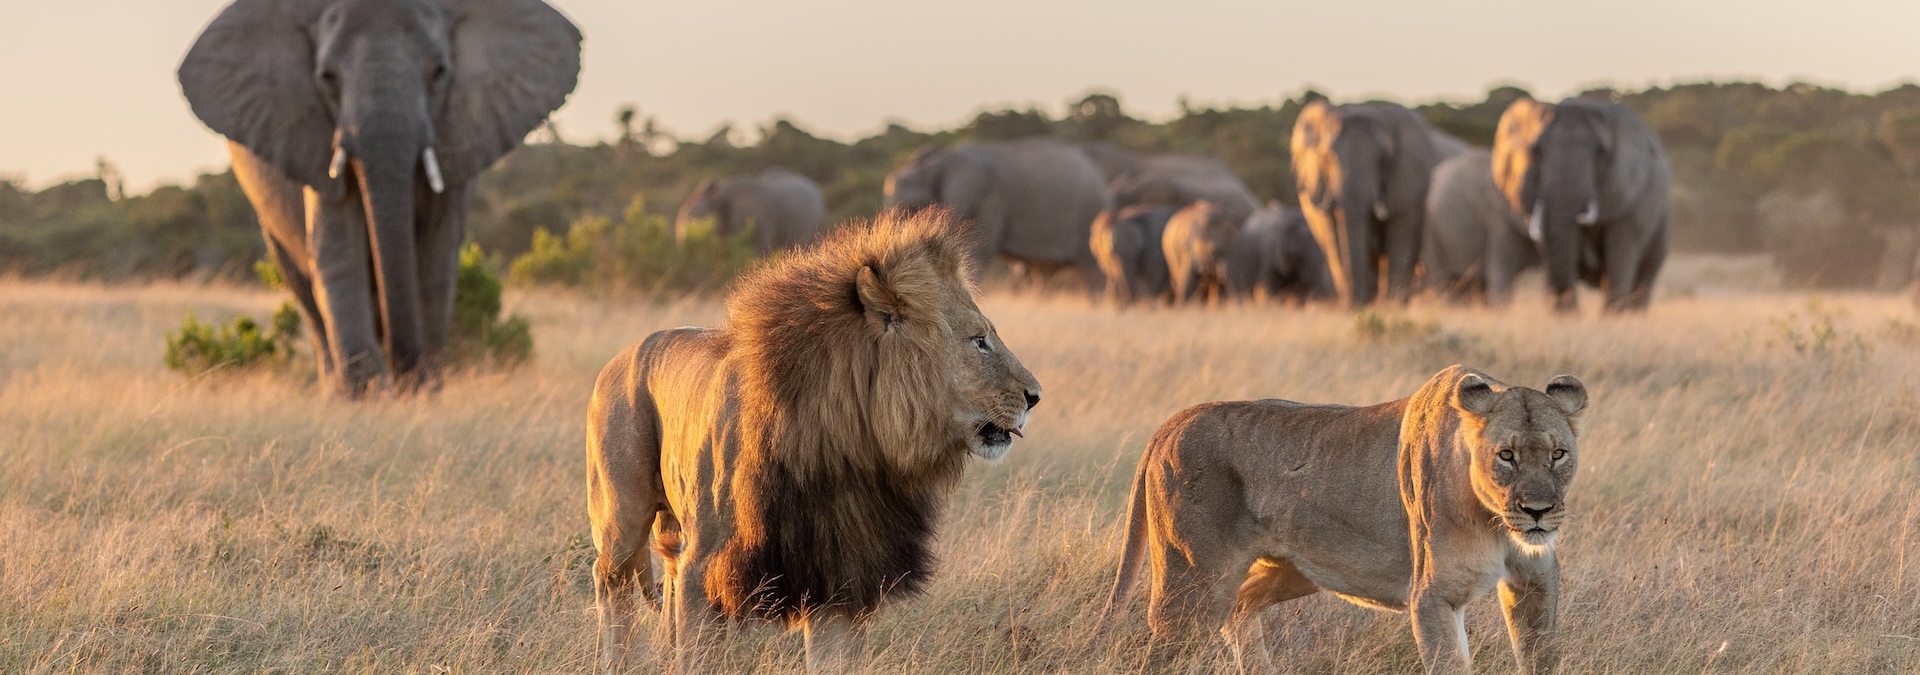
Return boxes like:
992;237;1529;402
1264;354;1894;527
1024;390;1041;410
1518;501;1557;521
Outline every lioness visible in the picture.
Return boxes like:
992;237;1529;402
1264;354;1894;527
587;210;1043;673
1104;365;1587;674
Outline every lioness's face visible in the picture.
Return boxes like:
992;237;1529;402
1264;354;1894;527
1459;375;1588;552
942;295;1040;462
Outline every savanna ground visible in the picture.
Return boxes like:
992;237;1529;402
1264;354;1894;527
4;255;1920;673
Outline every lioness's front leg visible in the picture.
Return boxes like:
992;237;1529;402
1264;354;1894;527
1500;550;1561;674
1409;591;1471;675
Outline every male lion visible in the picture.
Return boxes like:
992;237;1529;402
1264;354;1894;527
1103;365;1587;674
587;209;1042;674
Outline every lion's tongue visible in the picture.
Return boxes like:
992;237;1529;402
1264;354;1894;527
1009;426;1024;438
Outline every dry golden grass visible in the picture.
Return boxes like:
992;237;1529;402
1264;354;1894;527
4;262;1920;673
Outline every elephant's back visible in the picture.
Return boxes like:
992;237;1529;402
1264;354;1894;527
745;169;830;247
986;139;1110;263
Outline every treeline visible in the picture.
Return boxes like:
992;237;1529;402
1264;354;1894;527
7;81;1920;287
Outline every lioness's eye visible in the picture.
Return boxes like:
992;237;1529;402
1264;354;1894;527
1496;450;1515;463
971;335;990;352
1552;449;1567;461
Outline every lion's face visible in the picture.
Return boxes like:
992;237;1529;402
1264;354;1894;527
1457;374;1588;553
940;295;1041;462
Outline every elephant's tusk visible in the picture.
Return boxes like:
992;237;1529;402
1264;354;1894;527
1576;199;1598;226
329;147;348;179
1372;202;1389;221
422;147;445;194
1528;202;1545;243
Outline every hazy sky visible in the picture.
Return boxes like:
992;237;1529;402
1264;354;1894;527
4;0;1918;190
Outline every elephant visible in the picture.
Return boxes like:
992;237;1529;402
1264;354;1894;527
1103;152;1261;230
884;137;1110;290
1492;95;1671;312
1421;149;1537;304
1090;204;1177;305
1240;201;1336;303
178;0;581;395
674;168;828;255
1291;100;1450;307
1161;200;1244;305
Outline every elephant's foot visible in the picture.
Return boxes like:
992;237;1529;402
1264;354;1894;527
1552;291;1579;314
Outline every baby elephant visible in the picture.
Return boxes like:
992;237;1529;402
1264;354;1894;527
1091;204;1178;305
1104;365;1588;674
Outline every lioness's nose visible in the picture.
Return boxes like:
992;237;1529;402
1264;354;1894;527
1518;502;1557;520
1024;390;1041;410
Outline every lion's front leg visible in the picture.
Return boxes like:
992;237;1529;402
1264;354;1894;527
801;611;865;674
1500;550;1561;674
1409;590;1471;675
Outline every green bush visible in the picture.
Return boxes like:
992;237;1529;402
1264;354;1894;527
451;243;534;366
508;197;755;293
165;302;302;375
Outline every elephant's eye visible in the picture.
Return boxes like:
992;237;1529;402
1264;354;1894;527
1496;450;1515;464
971;335;990;353
432;63;449;81
1552;449;1568;461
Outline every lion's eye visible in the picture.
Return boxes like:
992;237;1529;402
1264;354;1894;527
1496;450;1515;463
971;335;990;353
1552;449;1567;461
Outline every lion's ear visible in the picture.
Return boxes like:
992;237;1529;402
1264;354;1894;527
1455;374;1496;415
1545;375;1588;415
855;266;903;329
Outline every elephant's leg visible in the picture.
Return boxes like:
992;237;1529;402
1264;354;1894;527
1384;215;1421;303
265;237;334;379
1628;218;1669;311
1485;227;1534;308
305;186;385;396
415;184;469;383
1222;557;1320;675
1600;225;1649;314
229;143;335;380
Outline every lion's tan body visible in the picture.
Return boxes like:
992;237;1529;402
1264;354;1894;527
1104;365;1586;674
587;211;1042;674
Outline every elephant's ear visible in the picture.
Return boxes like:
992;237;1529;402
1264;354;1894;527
435;0;582;186
178;0;339;191
1290;101;1341;209
1491;95;1555;214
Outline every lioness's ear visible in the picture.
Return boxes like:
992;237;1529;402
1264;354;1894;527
1455;374;1496;415
1545;375;1587;415
855;266;902;329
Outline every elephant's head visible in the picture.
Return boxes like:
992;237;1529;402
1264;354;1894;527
1493;96;1605;309
1291;100;1404;306
675;178;729;242
883;145;995;220
179;0;579;383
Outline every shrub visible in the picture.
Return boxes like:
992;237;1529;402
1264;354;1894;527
451;243;534;366
165;302;301;375
508;197;755;293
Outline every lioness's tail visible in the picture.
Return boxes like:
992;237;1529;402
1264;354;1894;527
1100;449;1153;631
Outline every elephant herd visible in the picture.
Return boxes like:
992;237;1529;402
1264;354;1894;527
730;95;1671;315
178;0;1671;397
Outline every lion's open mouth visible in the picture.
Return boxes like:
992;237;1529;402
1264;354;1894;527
977;422;1018;446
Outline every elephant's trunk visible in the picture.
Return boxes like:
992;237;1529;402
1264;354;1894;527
1539;197;1583;313
352;147;427;390
1335;183;1381;308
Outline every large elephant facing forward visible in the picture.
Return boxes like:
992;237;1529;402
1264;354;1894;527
1422;149;1536;304
1291;101;1448;307
1493;96;1671;312
178;0;581;394
884;138;1110;288
674;168;828;255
